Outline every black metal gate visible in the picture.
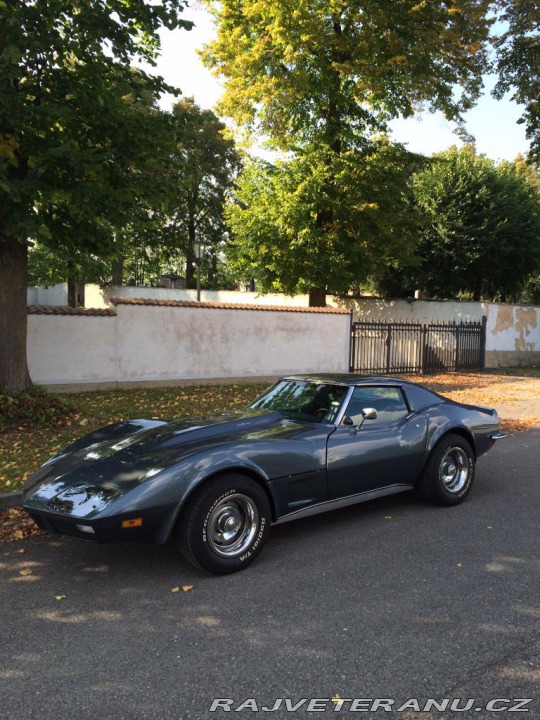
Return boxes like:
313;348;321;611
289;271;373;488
349;317;486;375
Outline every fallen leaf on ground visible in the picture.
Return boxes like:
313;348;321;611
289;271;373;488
182;585;193;592
171;587;180;593
55;595;66;600
0;507;44;542
19;568;32;576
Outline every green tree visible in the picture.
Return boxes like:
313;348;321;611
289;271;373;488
28;99;242;295
201;0;493;303
227;140;420;296
27;94;181;300
493;0;540;162
164;98;241;289
0;0;191;393
380;147;540;301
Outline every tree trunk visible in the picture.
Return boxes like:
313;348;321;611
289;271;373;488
0;234;32;394
309;287;327;307
111;256;124;286
67;259;77;307
185;210;196;288
67;280;76;308
185;246;195;288
473;277;482;302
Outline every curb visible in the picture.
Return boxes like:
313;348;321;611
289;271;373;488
0;492;22;510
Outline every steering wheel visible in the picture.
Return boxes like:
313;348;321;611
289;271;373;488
315;408;331;418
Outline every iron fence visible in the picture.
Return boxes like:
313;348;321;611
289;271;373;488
350;317;486;375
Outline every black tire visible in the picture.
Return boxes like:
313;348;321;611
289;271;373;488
177;473;271;574
416;434;475;506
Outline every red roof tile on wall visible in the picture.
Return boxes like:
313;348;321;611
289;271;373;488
109;296;350;314
28;305;116;316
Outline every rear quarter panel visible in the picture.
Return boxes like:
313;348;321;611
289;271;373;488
424;402;499;458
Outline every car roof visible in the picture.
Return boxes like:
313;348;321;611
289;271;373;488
284;374;417;387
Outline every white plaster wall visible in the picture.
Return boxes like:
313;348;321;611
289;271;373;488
328;297;487;323
99;286;311;308
27;315;117;385
116;304;350;382
26;299;539;387
485;303;539;352
83;284;108;309
27;284;68;306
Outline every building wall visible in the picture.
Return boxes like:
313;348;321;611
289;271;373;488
26;296;540;388
93;286;312;309
27;284;68;306
330;297;487;323
485;303;540;367
27;301;351;388
27;313;117;385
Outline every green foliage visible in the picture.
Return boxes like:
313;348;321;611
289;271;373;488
159;98;242;288
493;0;540;162
28;242;113;287
0;0;191;249
0;386;74;433
28;98;243;291
202;0;493;300
202;0;493;149
227;140;420;293
520;275;540;305
378;147;540;301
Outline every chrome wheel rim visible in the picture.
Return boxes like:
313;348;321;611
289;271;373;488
440;447;470;493
207;494;259;557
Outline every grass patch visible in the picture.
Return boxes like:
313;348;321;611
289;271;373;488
0;383;267;493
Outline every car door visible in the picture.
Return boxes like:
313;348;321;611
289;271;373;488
326;385;427;500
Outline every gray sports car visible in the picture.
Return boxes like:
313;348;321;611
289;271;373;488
23;375;504;574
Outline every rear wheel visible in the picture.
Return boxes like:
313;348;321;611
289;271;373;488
177;473;271;574
416;434;475;506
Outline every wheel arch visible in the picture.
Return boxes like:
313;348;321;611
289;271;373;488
161;465;278;544
427;425;476;460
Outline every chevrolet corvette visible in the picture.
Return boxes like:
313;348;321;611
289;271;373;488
23;375;504;574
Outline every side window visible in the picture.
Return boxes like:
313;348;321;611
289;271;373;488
343;386;409;426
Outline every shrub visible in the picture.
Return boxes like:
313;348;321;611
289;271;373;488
0;386;74;432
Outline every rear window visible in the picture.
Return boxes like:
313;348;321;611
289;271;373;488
402;383;445;411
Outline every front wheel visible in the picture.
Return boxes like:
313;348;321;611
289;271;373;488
416;434;475;506
177;474;271;574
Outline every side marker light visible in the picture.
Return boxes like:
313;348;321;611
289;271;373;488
122;518;143;528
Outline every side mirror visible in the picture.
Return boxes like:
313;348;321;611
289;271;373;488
362;407;378;421
356;407;378;430
342;408;378;430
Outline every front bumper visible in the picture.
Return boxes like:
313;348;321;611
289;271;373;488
25;505;170;544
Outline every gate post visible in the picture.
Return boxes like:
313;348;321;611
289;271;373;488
349;314;355;372
421;324;428;373
480;315;487;370
455;321;461;371
385;327;392;373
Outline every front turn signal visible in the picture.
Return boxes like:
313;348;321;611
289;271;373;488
122;518;143;528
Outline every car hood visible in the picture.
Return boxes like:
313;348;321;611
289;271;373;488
22;409;320;515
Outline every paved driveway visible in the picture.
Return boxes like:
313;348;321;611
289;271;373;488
1;431;539;720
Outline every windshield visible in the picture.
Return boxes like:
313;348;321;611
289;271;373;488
248;380;348;424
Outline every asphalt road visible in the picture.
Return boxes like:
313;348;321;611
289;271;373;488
1;431;539;720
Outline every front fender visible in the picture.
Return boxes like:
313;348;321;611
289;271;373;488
98;426;330;543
